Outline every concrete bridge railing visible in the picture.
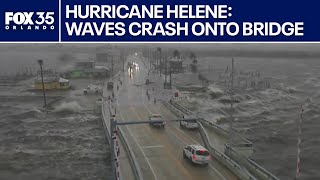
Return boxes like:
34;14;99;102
101;101;143;180
162;100;255;180
225;144;280;180
198;122;256;180
165;99;279;180
169;100;253;148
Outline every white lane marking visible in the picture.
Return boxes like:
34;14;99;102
140;87;153;114
155;105;200;144
148;101;228;180
119;112;158;180
140;145;164;149
117;95;158;180
138;69;227;180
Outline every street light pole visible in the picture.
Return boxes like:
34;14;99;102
157;47;162;77
169;61;172;89
149;49;152;69
229;58;234;144
110;115;117;180
164;55;167;84
111;56;114;80
122;53;125;72
37;59;47;108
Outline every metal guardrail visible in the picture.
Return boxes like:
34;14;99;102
101;101;143;180
101;101;111;144
247;159;279;180
117;126;144;180
100;70;124;144
169;100;253;147
163;100;254;179
198;122;255;180
225;144;280;180
170;100;279;180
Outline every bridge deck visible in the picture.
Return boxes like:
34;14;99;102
114;56;238;180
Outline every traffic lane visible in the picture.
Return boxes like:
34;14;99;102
118;67;147;106
120;72;150;104
130;74;231;180
117;108;158;180
123;57;235;179
118;84;150;107
118;70;165;180
144;103;233;180
142;100;204;146
135;105;226;180
126;60;148;85
119;106;194;180
119;102;238;179
127;58;238;180
154;103;239;180
117;81;159;180
118;137;135;180
117;57;170;180
134;106;223;180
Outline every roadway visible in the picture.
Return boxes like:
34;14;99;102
114;55;238;180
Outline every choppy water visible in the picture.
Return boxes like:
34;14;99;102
175;58;320;180
0;96;110;180
1;45;320;180
0;47;119;180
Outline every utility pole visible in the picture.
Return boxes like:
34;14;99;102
229;58;234;144
111;56;114;80
108;114;199;180
295;105;304;180
149;49;152;69
154;51;157;71
158;47;162;77
164;54;167;84
169;60;172;88
121;50;125;72
37;59;47;109
110;115;117;180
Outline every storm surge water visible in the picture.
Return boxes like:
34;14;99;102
176;57;320;180
0;96;110;180
53;101;83;113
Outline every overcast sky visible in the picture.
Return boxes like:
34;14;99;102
1;43;320;74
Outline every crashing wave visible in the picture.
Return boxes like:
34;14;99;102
53;101;83;113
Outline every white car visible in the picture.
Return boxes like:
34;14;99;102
183;145;211;165
180;119;199;129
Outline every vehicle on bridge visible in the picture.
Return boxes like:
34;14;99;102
180;119;199;129
183;145;211;165
149;114;166;128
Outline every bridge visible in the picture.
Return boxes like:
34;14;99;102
100;54;279;180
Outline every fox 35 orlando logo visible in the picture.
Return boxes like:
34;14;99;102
5;12;55;31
